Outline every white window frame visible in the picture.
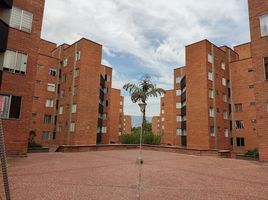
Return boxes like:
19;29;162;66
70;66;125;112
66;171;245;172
221;62;226;70
59;106;63;115
176;102;182;109
63;58;68;67
49;68;57;76
3;50;28;74
176;115;182;122
47;83;56;92
70;122;75;132
161;117;164;122
176;128;182;136
223;111;228;120
102;127;107;133
72;104;77;114
209;108;215;117
208;72;213;81
176;76;182;83
75;51;81;61
222;78;227;86
224;129;229;138
208;53;213;63
176;89;181;96
45;99;54;108
9;6;33;33
260;14;268;37
209;89;215;99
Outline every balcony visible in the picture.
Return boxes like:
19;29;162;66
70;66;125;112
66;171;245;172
0;0;13;9
98;118;103;128
181;106;186;116
181;92;186;102
100;75;105;88
181;136;187;147
181;76;186;89
181;121;187;130
99;89;104;100
98;104;103;114
0;19;9;52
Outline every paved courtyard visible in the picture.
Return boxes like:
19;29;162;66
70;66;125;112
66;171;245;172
1;150;268;200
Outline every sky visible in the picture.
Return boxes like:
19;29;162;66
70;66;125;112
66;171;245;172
41;0;250;117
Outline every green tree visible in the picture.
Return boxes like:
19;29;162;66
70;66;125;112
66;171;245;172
123;75;165;135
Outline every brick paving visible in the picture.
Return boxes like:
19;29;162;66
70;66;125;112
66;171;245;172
1;150;268;200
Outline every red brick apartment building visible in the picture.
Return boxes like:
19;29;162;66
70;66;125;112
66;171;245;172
122;115;132;133
31;38;125;147
154;0;268;161
0;0;45;155
0;0;125;155
248;0;268;161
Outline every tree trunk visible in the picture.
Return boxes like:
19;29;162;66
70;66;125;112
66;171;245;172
142;106;146;136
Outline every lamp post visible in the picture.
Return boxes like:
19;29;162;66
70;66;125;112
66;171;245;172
137;102;147;164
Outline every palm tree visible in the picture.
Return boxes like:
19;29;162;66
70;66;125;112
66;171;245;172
123;75;165;135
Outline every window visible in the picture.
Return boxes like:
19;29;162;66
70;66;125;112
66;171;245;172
42;132;50;141
260;14;268;37
234;104;243;112
106;100;108;107
264;57;268;80
223;111;228;120
35;80;41;85
120;108;123;113
235;120;244;129
44;114;52;124
57;124;62;132
224;129;228;138
208;53;213;63
0;95;21;119
103;88;108;94
182;116;186;121
120;101;123;106
182;129;187;136
222;78;227;86
45;99;54;108
70;122;75;132
10;7;33;32
103;113;107;120
236;137;245;147
210;126;215;136
176;102;181;109
49;68;56;76
72;104;77;114
251;119;257;124
2;50;27;74
59;106;63;115
223;94;228;103
176;128;182;136
208;72;213;81
32;112;37;117
162;125;164;130
250;102;256;106
34;96;40;101
63;58;68;67
209;108;215;117
161;110;164;114
176;76;182;83
105;74;111;82
209;89;215;99
176;89;181;96
74;68;80;78
249;85;254;89
75;51;81;61
161;117;164;122
102;127;107;133
176;115;182;122
221;62;226;70
248;68;254;73
47;83;55;92
60;90;65;99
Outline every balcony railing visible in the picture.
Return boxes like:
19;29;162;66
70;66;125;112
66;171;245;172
181;92;186;102
180;76;186;89
100;75;105;88
181;106;186;116
0;0;13;9
0;19;9;52
181;121;187;130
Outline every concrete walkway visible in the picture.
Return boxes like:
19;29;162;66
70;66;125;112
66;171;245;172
1;150;268;200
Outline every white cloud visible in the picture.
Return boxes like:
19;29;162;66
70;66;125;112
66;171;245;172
41;0;249;116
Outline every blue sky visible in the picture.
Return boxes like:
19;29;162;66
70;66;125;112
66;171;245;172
41;0;250;117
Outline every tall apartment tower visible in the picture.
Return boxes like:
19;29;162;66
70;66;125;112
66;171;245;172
0;0;45;155
186;41;238;150
31;37;124;147
122;115;132;133
248;0;268;161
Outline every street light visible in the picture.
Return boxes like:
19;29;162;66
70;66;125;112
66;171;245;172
137;102;147;164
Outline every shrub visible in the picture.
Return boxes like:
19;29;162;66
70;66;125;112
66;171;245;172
28;141;43;148
28;130;43;148
120;131;161;145
244;148;259;158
